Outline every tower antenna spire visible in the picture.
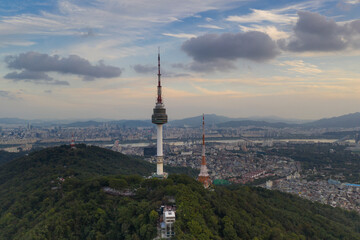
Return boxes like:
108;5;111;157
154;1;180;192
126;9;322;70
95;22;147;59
202;114;205;147
157;47;162;104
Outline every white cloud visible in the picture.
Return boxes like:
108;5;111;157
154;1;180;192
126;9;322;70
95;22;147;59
0;0;239;37
345;0;360;4
239;25;289;40
0;40;35;47
198;24;224;29
162;33;197;39
226;9;297;24
277;60;322;74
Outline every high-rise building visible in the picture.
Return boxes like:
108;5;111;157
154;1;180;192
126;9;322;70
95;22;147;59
198;114;211;188
152;49;168;178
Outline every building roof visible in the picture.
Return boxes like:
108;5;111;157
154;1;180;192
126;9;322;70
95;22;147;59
164;210;175;218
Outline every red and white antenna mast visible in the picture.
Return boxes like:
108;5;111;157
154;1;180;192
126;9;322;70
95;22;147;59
70;134;76;149
157;47;162;104
198;114;211;188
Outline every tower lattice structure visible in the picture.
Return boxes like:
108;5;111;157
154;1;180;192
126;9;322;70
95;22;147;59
198;114;211;188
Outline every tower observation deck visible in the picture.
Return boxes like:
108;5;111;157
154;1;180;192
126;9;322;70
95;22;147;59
152;49;167;178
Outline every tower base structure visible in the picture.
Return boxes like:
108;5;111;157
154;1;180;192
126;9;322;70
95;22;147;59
198;165;211;188
198;176;211;188
152;172;168;179
152;156;168;179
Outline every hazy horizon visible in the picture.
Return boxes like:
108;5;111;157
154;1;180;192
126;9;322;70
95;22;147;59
4;111;360;123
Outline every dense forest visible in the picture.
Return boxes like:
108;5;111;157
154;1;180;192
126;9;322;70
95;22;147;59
0;150;27;166
1;145;360;239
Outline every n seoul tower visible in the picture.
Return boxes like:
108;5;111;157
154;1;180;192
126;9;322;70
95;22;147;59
152;49;168;178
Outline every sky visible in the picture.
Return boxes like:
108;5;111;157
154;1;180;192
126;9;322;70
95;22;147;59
0;0;360;120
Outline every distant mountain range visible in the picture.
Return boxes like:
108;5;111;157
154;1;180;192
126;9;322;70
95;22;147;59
169;112;360;128
303;112;360;128
1;112;360;129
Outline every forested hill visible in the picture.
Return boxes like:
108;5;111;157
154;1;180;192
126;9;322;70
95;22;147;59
1;146;360;239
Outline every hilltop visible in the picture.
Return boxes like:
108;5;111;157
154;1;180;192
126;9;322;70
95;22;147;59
1;146;360;239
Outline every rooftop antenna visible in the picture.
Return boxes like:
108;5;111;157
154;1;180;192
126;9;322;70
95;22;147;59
157;46;162;104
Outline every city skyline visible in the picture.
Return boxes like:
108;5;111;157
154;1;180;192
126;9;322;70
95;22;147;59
0;0;360;120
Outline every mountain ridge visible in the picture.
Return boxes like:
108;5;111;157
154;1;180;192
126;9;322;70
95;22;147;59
1;146;360;239
1;112;360;128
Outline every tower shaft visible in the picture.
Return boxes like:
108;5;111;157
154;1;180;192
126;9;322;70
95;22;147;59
152;49;167;178
156;124;164;175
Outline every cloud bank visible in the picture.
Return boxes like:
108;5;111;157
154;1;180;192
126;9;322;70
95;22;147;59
133;64;157;74
4;70;69;85
179;11;360;72
279;11;360;52
181;31;280;63
5;52;121;81
0;90;17;100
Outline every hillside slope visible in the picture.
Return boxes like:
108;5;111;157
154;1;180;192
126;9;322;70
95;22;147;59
1;146;360;239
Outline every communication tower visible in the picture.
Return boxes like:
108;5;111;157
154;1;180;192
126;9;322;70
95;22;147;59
152;49;168;178
198;114;211;188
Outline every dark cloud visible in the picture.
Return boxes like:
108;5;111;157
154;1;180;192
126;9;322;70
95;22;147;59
0;90;16;100
279;11;360;52
162;72;192;78
169;73;191;78
4;70;69;85
4;52;121;80
133;64;157;74
5;70;53;81
181;31;280;63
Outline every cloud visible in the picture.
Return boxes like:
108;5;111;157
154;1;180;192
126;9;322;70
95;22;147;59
133;64;157;74
4;70;70;85
0;90;17;100
0;0;238;40
226;9;297;24
345;0;360;4
172;60;236;72
198;24;223;29
181;31;280;63
80;28;96;38
4;52;122;79
162;33;197;39
163;72;192;78
5;70;53;81
0;40;35;47
277;60;322;74
279;11;360;52
239;25;289;40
